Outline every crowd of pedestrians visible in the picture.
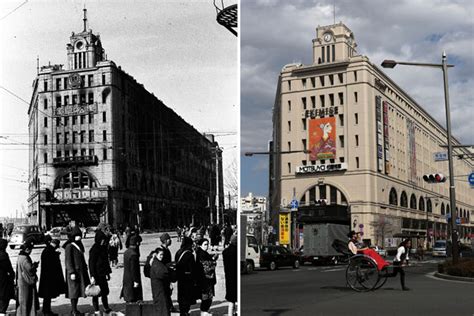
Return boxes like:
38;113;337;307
0;221;237;316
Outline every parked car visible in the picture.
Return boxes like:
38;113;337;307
260;245;300;270
432;240;447;257
8;225;44;249
45;226;68;239
371;246;387;257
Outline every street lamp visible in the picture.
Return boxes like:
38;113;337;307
381;52;459;263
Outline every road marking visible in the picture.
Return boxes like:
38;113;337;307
321;268;345;272
425;272;474;284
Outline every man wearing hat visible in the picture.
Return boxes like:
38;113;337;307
121;235;143;303
16;237;39;315
158;233;175;312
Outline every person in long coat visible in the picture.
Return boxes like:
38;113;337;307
150;248;170;315
0;239;15;315
89;230;112;313
16;238;39;316
121;235;143;302
38;237;65;315
223;235;237;314
210;223;221;251
65;226;90;315
195;238;217;315
175;236;197;316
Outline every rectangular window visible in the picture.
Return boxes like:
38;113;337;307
311;77;315;88
81;115;85;124
355;135;359;146
329;94;334;106
332;45;335;62
43;153;47;163
339;157;345;163
311;96;315;108
80;131;85;143
327;46;330;63
320;76;325;87
354;71;358;82
44;81;48;91
302;160;307;166
103;148;107;160
102;93;107;104
56;78;61;90
338;73;343;84
288;80;292;91
354;91;358;103
102;112;106;122
320;95;325;107
72;150;77;157
302;97;307;110
44;99;48;109
81;149;87;156
288;121;291;132
288;100;291;111
80;94;86;104
80;76;85;86
288;141;291;151
356;157;360;168
88;92;94;104
44;117;48;128
321;47;325;63
72;95;77;105
56;117;60;126
339;114;344;126
56;96;61;107
64;132;69;144
102;74;106;85
56;151;61;158
65;150;70;158
56;133;61;144
302;118;307;130
89;149;95;156
43;135;47;144
72;131;77;143
288;162;291;173
302;78;307;89
338;92;344;105
63;77;68;89
88;75;93;87
355;113;359;125
319;185;327;200
339;135;344;148
72;116;77;125
64;116;69;126
103;130;107;141
89;130;94;142
89;113;93;124
302;139;307;150
329;74;334;85
64;95;69;105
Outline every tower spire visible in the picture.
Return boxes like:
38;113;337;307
83;5;87;32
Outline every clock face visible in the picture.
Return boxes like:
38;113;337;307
323;33;332;42
68;73;82;89
76;41;84;50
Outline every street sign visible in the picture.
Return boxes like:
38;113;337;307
468;172;474;187
290;199;299;211
279;213;291;245
456;218;461;225
433;152;448;161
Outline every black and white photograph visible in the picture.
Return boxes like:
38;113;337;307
0;0;238;315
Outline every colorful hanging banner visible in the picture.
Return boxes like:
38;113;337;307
309;117;336;160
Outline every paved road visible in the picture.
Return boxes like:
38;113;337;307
5;232;234;315
242;259;474;316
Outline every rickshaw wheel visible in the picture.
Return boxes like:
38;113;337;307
346;256;380;292
373;267;389;290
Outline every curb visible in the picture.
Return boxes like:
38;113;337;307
434;272;474;282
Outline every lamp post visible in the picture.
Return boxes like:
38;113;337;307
382;52;459;263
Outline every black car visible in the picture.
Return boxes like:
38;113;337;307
8;225;44;249
260;245;300;270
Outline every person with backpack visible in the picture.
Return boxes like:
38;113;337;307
108;228;122;268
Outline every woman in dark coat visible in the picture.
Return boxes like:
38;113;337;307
150;248;170;315
0;239;15;315
223;235;237;314
89;230;112;313
175;236;197;316
65;226;90;315
16;238;39;316
38;237;65;315
195;238;217;315
121;235;143;302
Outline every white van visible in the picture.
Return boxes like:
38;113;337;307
432;240;447;257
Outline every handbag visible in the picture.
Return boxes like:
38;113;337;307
85;284;101;297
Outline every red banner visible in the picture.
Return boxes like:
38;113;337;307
309;117;336;160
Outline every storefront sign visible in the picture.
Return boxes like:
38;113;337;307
279;213;291;245
304;106;339;119
296;162;347;174
54;103;97;117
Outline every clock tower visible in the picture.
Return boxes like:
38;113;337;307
66;8;105;70
312;22;357;65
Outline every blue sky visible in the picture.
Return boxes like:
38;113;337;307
241;0;474;198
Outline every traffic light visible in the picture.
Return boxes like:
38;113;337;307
423;173;447;183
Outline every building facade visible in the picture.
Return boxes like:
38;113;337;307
28;13;224;230
270;22;474;248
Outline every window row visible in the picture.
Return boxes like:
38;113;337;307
287;71;359;92
43;148;108;163
43;112;107;128
44;73;107;92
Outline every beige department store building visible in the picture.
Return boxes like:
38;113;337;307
270;22;474;248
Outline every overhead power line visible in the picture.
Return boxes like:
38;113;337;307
0;0;28;21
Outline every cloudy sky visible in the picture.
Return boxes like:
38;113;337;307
0;0;238;218
241;0;474;198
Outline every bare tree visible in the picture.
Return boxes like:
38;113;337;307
370;215;396;248
224;158;238;208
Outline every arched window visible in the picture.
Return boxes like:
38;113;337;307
446;205;450;215
389;188;398;206
400;191;408;208
440;203;445;215
54;171;97;189
463;209;467;218
418;196;425;212
426;199;432;213
410;194;417;209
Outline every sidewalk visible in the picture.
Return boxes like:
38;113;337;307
6;232;234;315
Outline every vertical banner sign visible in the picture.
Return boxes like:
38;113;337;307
279;213;291;245
375;96;383;172
407;119;417;184
309;117;336;161
383;101;390;174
